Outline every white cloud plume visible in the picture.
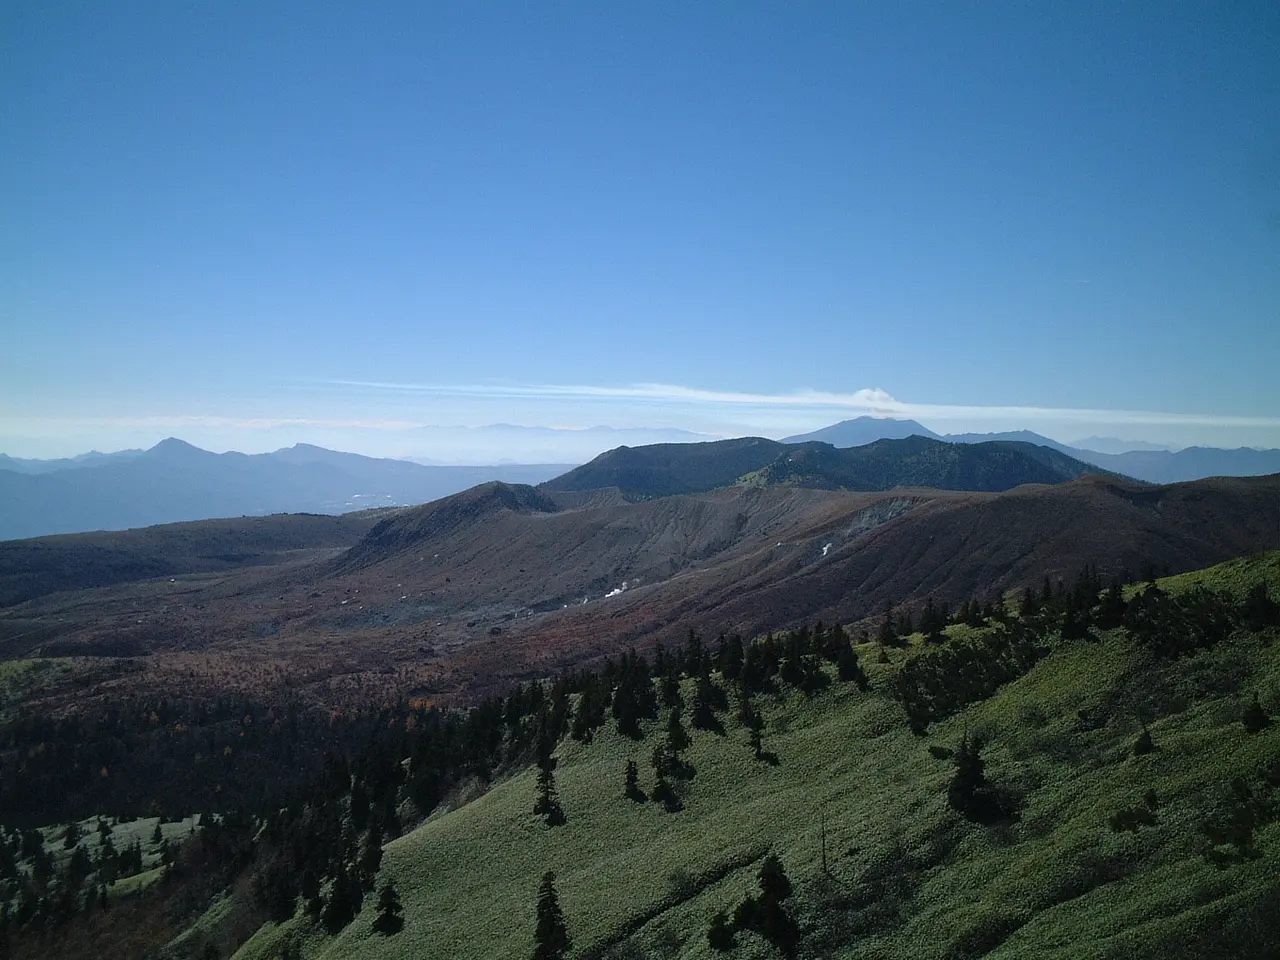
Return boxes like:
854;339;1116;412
325;380;1280;429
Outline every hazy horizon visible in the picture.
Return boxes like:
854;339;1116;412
5;5;1277;462
4;411;1276;465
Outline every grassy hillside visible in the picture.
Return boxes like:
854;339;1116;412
234;554;1280;960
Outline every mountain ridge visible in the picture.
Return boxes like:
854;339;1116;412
546;434;1116;499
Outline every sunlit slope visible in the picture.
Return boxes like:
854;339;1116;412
237;554;1280;960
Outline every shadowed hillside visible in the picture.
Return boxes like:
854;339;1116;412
0;512;386;607
544;435;1120;501
541;438;790;497
748;436;1109;491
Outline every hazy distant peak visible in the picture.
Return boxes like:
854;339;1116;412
1069;436;1176;454
942;429;1076;454
146;437;209;458
782;416;941;446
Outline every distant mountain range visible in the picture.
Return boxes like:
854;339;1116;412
6;419;1277;541
0;449;146;474
1069;436;1173;454
0;439;574;541
784;417;1280;484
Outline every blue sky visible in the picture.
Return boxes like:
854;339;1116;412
3;1;1278;459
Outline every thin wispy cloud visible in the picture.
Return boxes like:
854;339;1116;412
0;415;425;432
327;380;1280;429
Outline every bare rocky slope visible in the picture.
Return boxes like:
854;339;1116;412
5;472;1278;707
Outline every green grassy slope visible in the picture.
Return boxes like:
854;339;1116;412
235;554;1280;960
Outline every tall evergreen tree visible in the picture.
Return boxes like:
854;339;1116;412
708;909;736;951
372;879;404;935
624;759;644;802
684;629;708;678
733;854;798;956
1096;583;1127;629
533;872;571;960
1242;583;1280;630
836;640;868;689
1241;694;1270;734
947;732;992;821
534;724;565;825
741;699;765;760
321;863;362;934
878;603;899;645
666;704;690;753
691;672;724;733
1019;586;1037;619
721;634;745;682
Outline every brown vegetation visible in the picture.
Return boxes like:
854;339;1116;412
1;475;1278;711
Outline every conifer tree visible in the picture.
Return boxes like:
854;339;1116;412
878;602;898;645
666;704;690;753
741;699;765;760
372;879;404;935
1132;722;1155;756
947;732;992;821
321;863;362;934
534;725;565;825
733;854;798;955
758;854;793;902
533;872;571;960
571;677;605;742
779;637;807;688
1242;583;1280;630
1241;694;1270;734
659;665;683;710
721;634;745;682
684;629;708;678
707;909;735;951
624;759;645;802
650;744;683;811
1096;583;1127;629
360;823;384;886
836;640;868;689
692;672;723;732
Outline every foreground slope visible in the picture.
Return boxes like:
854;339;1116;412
236;553;1280;960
